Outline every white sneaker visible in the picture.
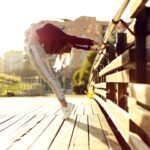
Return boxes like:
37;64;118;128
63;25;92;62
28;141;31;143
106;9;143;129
61;103;75;119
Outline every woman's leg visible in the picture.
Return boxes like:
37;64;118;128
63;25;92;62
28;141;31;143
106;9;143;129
27;44;67;107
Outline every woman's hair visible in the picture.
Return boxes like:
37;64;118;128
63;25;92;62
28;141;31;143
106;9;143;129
53;47;74;72
53;43;73;72
59;43;72;54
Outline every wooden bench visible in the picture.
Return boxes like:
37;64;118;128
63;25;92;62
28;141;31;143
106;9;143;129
89;0;150;149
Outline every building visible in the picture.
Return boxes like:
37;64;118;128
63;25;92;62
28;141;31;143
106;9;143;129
4;50;24;74
0;57;4;73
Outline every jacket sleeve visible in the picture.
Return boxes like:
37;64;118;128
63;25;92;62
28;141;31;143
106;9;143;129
72;44;91;50
64;35;94;47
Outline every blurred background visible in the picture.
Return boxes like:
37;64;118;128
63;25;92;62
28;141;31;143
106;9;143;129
0;0;142;96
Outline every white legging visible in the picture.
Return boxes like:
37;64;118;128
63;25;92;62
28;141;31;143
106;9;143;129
27;43;66;102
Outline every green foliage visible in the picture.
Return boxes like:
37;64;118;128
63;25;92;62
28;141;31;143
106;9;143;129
0;81;34;97
72;51;96;94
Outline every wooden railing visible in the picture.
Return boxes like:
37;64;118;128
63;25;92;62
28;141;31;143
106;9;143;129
89;0;150;149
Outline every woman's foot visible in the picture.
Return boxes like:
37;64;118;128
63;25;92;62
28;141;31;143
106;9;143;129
61;103;75;119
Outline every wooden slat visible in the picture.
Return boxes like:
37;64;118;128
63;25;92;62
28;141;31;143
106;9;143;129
69;115;88;150
92;103;122;149
0;97;124;149
128;97;150;140
3;115;45;150
29;115;64;150
94;49;106;70
94;88;107;98
106;99;130;141
125;18;150;49
88;115;109;150
128;83;150;107
50;115;76;150
99;49;135;77
130;0;148;18
98;114;122;149
125;19;135;45
0;105;48;133
92;101;122;150
94;83;107;89
147;12;150;34
8;115;55;150
128;132;150;150
84;105;93;115
93;94;150;149
106;69;135;83
0;115;36;149
93;95;129;142
74;104;84;115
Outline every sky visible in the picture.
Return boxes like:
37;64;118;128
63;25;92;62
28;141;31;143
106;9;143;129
0;0;133;57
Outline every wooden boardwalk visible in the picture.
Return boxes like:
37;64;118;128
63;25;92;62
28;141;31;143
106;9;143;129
0;95;122;150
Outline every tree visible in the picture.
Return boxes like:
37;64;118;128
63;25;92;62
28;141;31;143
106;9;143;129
72;51;96;94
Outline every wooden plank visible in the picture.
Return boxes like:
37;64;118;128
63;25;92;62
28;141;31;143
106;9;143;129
88;115;109;150
0;105;43;125
134;7;147;83
94;95;150;149
147;11;150;34
29;115;64;150
92;103;122;150
0;115;36;149
130;0;148;18
106;69;135;83
0;105;47;133
93;95;130;142
125;19;135;45
0;104;54;148
50;115;76;150
128;83;150;107
92;104;102;115
94;50;106;70
69;115;88;150
2;115;45;150
128;132;150;150
0;104;57;146
74;104;84;115
97;112;122;149
93;94;107;109
94;88;107;98
84;105;93;115
8;115;55;150
94;83;107;89
106;99;130;141
128;98;150;139
97;112;122;150
0;114;16;125
99;49;135;77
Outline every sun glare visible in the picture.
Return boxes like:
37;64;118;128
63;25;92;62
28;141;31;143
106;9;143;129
0;0;129;57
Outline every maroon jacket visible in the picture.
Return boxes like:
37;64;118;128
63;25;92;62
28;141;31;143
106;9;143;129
36;23;94;54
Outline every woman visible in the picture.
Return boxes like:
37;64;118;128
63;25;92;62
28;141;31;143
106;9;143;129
27;22;101;119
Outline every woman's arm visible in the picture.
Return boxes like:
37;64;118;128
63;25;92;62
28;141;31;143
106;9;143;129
65;35;94;46
72;43;91;50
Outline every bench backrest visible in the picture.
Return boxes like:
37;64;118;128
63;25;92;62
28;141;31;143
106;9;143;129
89;0;150;149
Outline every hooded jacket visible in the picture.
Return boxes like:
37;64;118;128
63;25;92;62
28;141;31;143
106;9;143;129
36;23;94;54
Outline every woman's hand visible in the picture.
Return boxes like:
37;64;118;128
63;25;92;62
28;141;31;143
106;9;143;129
90;45;99;51
93;40;102;46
